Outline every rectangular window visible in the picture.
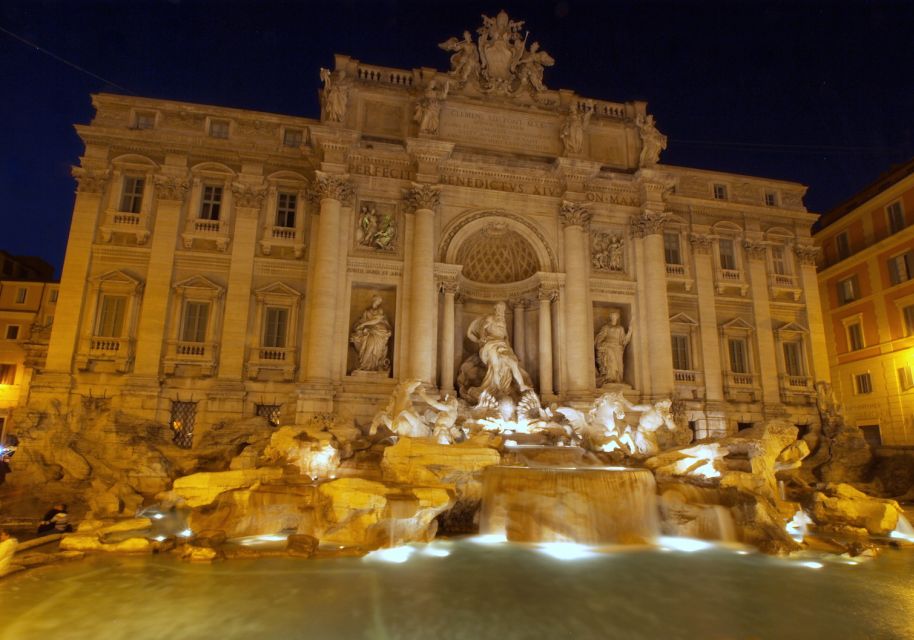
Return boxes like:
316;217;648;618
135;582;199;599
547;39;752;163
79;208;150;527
4;325;19;341
887;201;905;234
134;112;156;130
200;185;223;220
903;304;914;336
181;301;209;343
719;238;737;270
771;246;788;275
737;421;754;431
837;276;858;305
170;401;197;449
855;373;873;394
846;322;864;351
49;289;58;303
860;425;882;448
263;307;289;348
836;231;851;260
209;119;229;139
888;251;914;285
663;232;682;265
119;176;145;213
0;364;15;384
713;184;728;200
764;191;778;207
671;334;691;370
276;192;297;228
728;338;749;374
898;366;914;391
96;295;126;337
283;128;303;147
15;288;26;304
782;342;804;376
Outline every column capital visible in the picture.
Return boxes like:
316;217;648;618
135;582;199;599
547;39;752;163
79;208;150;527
404;182;441;213
231;181;267;209
630;209;668;238
742;240;768;261
794;243;821;266
72;167;111;194
153;174;190;202
538;286;559;302
509;296;530;310
560;201;591;229
439;280;459;295
689;232;714;254
310;171;354;205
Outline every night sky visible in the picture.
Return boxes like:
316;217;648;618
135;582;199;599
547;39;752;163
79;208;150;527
1;0;912;276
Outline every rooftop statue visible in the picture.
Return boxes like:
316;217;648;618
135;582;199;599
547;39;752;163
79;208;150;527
319;67;349;123
439;10;554;96
414;79;449;135
637;114;668;167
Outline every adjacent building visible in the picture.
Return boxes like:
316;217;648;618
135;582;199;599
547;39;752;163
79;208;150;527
24;13;828;448
814;159;914;446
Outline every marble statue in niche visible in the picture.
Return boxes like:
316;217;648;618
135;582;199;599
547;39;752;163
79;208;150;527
414;80;449;135
356;203;396;251
465;302;533;408
591;231;625;272
319;67;349;123
637;114;668;167
350;296;392;374
561;100;594;155
595;309;632;385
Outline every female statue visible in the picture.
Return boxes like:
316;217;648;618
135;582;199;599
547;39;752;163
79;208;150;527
350;296;392;373
595;310;632;384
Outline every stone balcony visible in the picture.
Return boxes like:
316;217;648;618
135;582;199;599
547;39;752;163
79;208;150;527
768;273;802;301
99;210;151;245
76;336;134;372
779;374;815;404
673;369;704;399
260;225;306;259
181;218;230;252
246;346;297;381
723;371;760;402
163;340;218;376
715;268;749;296
665;263;694;292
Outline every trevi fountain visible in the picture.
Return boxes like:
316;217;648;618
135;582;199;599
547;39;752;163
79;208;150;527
1;10;913;640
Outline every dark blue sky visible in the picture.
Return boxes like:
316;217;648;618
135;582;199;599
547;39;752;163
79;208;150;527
2;0;912;276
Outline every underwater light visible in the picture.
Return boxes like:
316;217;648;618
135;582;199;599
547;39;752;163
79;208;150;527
799;561;824;570
469;534;507;545
421;546;451;558
178;528;193;538
364;546;415;563
657;536;714;553
538;542;598;561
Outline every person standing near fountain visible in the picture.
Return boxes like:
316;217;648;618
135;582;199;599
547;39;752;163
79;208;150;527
595;310;632;385
467;302;532;407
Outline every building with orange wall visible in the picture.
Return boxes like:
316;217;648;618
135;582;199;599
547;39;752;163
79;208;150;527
814;159;914;446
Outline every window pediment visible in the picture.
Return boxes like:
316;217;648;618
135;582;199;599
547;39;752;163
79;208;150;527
91;270;143;293
254;282;302;302
669;312;698;326
173;275;224;299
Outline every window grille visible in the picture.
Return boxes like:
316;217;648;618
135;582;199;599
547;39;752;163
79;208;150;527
171;401;197;449
256;403;282;427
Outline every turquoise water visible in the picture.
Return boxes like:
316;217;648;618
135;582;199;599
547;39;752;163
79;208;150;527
1;540;912;639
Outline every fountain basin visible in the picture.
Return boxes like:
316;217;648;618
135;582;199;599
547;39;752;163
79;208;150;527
479;465;659;544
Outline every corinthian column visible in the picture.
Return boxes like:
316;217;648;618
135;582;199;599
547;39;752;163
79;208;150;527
631;209;674;396
511;298;527;368
304;171;353;382
560;201;595;396
439;281;458;393
538;287;557;398
795;244;829;383
404;183;440;385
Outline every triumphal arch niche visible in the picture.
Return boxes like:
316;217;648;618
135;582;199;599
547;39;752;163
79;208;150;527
38;9;824;445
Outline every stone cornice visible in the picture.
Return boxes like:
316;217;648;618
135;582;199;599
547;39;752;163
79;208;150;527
231;182;268;209
689;233;714;254
793;244;821;266
742;240;768;261
153;175;189;201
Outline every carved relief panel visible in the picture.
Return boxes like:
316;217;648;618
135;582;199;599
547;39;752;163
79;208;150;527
352;200;402;258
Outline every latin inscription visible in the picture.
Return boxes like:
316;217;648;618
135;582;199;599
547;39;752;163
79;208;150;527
439;106;560;155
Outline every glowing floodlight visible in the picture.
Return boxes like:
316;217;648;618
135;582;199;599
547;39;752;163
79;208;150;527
799;561;824;570
657;536;714;553
421;546;451;558
470;534;507;545
364;546;415;563
178;528;193;538
538;542;598;561
154;535;166;542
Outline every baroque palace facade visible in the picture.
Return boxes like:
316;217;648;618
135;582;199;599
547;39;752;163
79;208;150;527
28;12;827;446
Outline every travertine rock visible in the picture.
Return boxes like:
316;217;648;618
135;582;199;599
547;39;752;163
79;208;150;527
165;468;285;508
187;483;316;538
180;544;221;562
810;483;902;536
315;478;451;548
380;438;501;500
263;426;340;480
59;534;152;553
286;533;319;557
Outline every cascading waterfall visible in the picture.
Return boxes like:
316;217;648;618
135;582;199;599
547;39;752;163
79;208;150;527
479;465;659;544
